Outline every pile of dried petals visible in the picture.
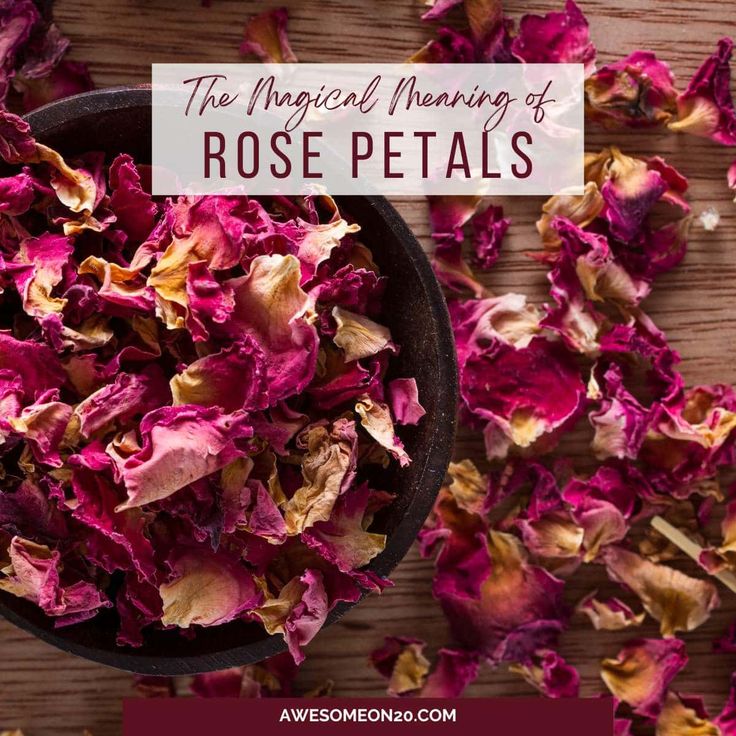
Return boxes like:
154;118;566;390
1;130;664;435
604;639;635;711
0;109;425;663
365;1;736;733
0;1;93;112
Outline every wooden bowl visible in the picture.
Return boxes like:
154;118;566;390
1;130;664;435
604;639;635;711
0;87;457;674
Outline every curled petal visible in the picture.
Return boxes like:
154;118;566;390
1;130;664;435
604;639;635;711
8;233;73;319
284;419;357;534
446;459;487;516
517;510;584;561
0;110;37;163
537;182;605;250
511;0;595;73
255;569;328;664
240;7;297;63
577;593;645;631
332;306;392;362
388;378;426;426
75;368;169;440
420;648;480;697
0;332;65;400
15;60;94;113
427;194;481;241
601;147;668;242
37;144;97;214
0;536;109;622
9;394;72;467
371;636;480;697
371;636;431;696
227;254;319;402
185;261;235;342
108;154;158;243
303;483;388;574
451;294;540;360
603;546;719;637
510;650;580;699
471;204;509;270
600;638;688;718
585;51;677;129
460;336;586;458
670;38;736;145
656;693;720;736
355;396;411;467
170;338;269;412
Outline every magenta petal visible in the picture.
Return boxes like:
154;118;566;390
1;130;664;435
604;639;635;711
472;204;510;270
511;0;596;72
671;37;736;145
388;378;426;425
421;648;480;697
108;154;158;243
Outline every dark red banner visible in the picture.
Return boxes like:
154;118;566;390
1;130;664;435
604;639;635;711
124;697;614;736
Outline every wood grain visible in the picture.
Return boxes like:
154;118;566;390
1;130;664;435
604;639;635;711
1;1;736;734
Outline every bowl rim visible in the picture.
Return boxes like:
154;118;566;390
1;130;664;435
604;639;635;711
0;86;458;674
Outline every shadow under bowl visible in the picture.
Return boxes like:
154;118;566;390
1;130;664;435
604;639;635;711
0;87;457;675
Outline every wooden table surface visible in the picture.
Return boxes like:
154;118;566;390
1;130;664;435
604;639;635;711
1;1;735;733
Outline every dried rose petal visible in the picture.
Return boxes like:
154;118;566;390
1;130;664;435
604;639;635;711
603;546;720;637
170;339;269;412
283;419;357;534
670;38;736;145
517;509;584;562
302;483;388;576
240;7;297;63
355;396;411;467
431;239;486;297
420;648;480;697
589;364;650;461
577;593;645;631
371;636;480;697
642;385;736;488
0;536;109;623
371;636;430;696
656;693;720;736
192;653;298;697
388;378;426;426
0;110;38;164
471;204;509;270
421;0;464;22
510;650;580;698
511;1;595;73
0;1;40;101
160;548;261;628
14;60;94;113
108;405;254;510
600;638;688;718
428;195;481;242
255;569;331;665
433;530;568;664
585;51;677;129
226;254;319;402
459;334;586;459
332;307;393;362
420;468;490;601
